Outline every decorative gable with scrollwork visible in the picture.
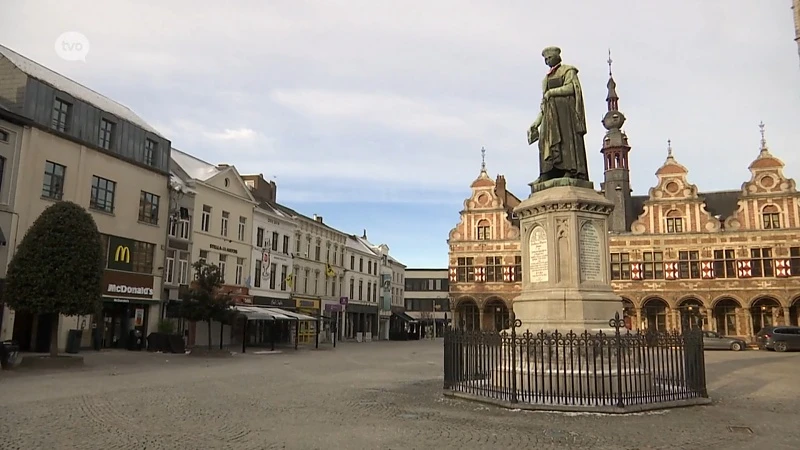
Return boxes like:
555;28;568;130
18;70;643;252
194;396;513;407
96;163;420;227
630;151;721;235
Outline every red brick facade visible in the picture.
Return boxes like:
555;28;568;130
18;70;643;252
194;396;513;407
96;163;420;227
612;143;800;340
447;169;522;331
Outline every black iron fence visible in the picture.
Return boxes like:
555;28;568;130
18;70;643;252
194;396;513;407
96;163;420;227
443;313;708;409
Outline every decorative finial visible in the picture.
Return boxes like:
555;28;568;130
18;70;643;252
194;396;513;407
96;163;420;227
667;139;673;158
758;121;767;151
480;146;486;171
607;48;613;77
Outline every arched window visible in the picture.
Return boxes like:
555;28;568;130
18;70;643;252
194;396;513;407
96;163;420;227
714;298;740;335
642;298;669;332
476;219;491;240
761;204;781;229
665;209;684;233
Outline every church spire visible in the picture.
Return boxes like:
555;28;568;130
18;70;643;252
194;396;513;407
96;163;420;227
600;51;633;233
606;49;619;111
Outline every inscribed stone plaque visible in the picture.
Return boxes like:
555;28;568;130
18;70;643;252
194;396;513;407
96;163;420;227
528;226;548;283
579;221;602;282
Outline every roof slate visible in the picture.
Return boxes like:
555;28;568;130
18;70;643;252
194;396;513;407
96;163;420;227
0;44;163;137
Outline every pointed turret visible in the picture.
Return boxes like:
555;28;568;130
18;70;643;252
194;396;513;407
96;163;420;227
599;51;634;232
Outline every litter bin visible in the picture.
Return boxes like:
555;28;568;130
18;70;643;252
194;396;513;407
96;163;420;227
1;340;19;370
127;330;144;351
66;329;83;354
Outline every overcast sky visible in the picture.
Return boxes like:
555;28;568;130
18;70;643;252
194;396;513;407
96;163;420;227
1;0;798;268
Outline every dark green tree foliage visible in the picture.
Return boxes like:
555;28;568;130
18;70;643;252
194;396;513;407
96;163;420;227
5;201;104;356
180;260;235;349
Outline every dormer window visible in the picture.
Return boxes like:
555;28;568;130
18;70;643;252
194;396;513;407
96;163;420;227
761;205;781;229
665;210;684;233
476;219;491;240
144;139;157;166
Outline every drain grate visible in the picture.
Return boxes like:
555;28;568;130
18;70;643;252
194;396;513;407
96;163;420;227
727;426;753;434
398;413;419;420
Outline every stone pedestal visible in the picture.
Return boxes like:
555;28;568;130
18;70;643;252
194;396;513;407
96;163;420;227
512;179;622;332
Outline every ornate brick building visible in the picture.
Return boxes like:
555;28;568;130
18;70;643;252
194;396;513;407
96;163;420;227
447;149;522;331
599;64;800;341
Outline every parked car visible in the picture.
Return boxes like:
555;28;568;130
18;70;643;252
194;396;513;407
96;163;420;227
702;331;747;351
756;326;800;352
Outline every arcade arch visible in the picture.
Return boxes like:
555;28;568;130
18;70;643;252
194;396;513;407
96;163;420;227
750;297;781;334
677;298;704;331
483;298;510;331
713;298;741;336
642;297;668;332
454;298;480;331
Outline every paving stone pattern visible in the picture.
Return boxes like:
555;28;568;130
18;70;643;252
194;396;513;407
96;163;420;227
1;342;799;449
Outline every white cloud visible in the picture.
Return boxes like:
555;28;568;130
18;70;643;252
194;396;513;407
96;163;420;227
271;89;474;139
203;127;258;141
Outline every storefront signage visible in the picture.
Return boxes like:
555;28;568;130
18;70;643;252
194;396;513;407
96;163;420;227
253;296;293;308
210;243;238;254
325;304;342;312
298;300;317;309
339;296;349;305
346;303;378;314
381;274;391;292
102;270;155;299
107;284;154;297
107;236;135;271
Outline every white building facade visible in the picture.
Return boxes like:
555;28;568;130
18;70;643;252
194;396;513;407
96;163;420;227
249;202;296;307
343;235;380;341
359;234;407;340
170;151;258;348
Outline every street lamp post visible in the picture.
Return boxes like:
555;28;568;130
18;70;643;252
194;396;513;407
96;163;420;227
433;303;441;338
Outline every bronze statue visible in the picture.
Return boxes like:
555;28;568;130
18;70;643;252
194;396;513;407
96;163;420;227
528;46;590;183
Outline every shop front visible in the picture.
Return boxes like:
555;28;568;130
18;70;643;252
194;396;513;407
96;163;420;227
248;295;295;347
345;302;379;342
98;270;159;350
324;303;343;342
292;295;321;345
390;305;418;340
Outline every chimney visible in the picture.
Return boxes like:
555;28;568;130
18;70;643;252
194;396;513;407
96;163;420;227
241;174;275;203
313;214;323;223
269;180;277;202
495;174;507;200
362;229;367;239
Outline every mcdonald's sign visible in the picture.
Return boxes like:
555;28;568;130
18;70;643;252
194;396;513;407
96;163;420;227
107;236;135;271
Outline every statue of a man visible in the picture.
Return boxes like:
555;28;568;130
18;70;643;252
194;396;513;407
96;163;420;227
527;46;590;183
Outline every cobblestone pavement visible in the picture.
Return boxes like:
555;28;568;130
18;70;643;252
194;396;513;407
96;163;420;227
1;341;799;449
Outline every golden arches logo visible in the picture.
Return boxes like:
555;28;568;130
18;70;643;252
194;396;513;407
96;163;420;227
114;245;131;263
